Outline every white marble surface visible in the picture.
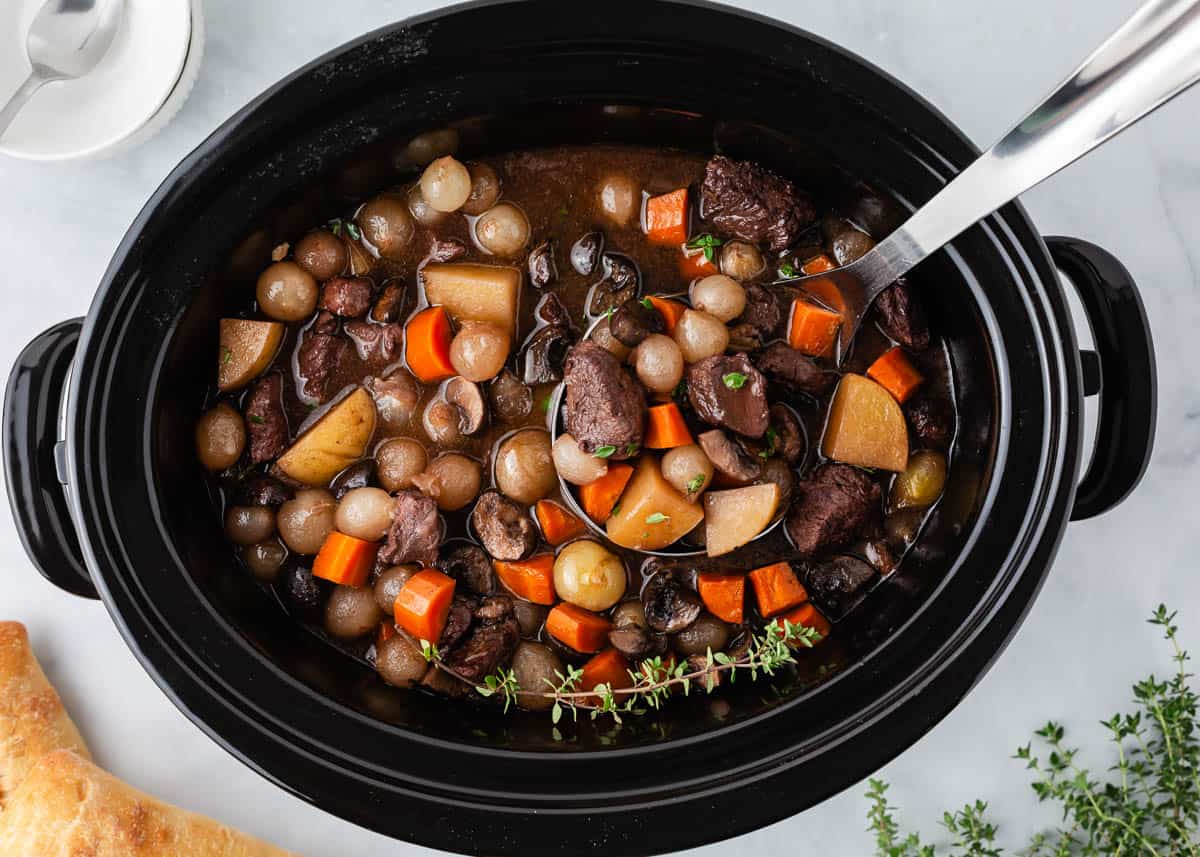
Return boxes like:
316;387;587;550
1;1;1197;854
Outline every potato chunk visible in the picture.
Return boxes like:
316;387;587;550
218;319;283;391
422;263;521;339
276;388;376;485
605;457;705;551
821;374;909;472
703;483;780;557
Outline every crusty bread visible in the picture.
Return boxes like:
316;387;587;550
0;621;91;806
0;750;297;856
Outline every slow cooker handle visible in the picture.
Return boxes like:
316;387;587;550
3;319;99;599
1045;237;1157;521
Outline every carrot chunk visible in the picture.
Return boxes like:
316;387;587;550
867;346;924;404
645;188;689;246
647;296;686;334
787;298;842;357
546;603;612;653
748;561;808;618
697;573;745;624
801;254;837;275
405;306;455;383
580;648;634;702
679;248;718;280
394;569;456;643
534;500;587;546
312;531;378;587
644;402;694;449
578;463;634;524
774;602;832;644
493;554;557;605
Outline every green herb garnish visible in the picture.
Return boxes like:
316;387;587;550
685;474;706;494
249;414;265;425
418;639;440;662
540;396;553;414
778;262;798;279
220;347;233;365
645;512;669;525
722;372;749;390
593;445;617;459
640;296;654;310
673;379;688;399
344;221;362;241
329;219;342;237
758;426;777;458
624;442;640;457
686;233;724;262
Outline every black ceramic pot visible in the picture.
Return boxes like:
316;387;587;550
2;2;1156;855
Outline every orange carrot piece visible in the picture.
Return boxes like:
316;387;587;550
644;402;694;449
774;602;832;644
867;346;924;404
578;463;634;524
493;554;557;605
679;248;718;280
748;561;809;618
376;622;397;646
394;569;456;643
787;298;842;358
647;296;686;334
580;648;634;702
697;573;745;624
546;603;612;653
644;188;689;246
802;254;837;275
534;500;586;546
312;531;378;587
405;306;455;383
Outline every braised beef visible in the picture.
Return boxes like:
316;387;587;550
442;610;521;683
804;555;877;620
297;315;350;403
523;324;573;385
439;594;478;650
734;284;782;339
905;393;954;449
609;297;664;347
875;277;931;351
474;594;514;623
562;342;646;458
768;404;805;464
528;240;557;288
370;281;406;323
471;491;537;562
535;292;574;328
244;374;288;463
587;253;640;316
428;237;467;263
379;490;440;567
697;429;761;483
785;464;881;558
421;665;470;698
687;353;769;438
319;276;374;317
236;474;293;507
345;320;403;362
757;342;838;395
699;155;816;251
330;460;376;499
570;231;604;275
436;543;496;595
642;573;703;634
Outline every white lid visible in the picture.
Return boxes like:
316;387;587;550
0;0;192;161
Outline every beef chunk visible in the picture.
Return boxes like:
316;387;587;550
379;490;440;567
734;284;782;339
244;374;289;463
610;297;664;347
785;464;881;558
757;342;838;395
535;292;573;328
345;321;403;362
421;665;471;698
804;555;877;620
687;353;769;438
904;393;954;449
875;277;931;351
319;276;374;317
428;237;467;263
439;594;478;650
562;342;646;457
697;429;761;483
436;543;496;595
297;314;350;403
370;281;406;323
442;612;521;683
769;403;805;465
700;155;816;251
528;240;557;288
474;594;514;623
471;491;537;562
236;475;293;507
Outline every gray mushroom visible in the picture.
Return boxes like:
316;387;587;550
641;572;703;634
444;376;487;435
698;429;762;483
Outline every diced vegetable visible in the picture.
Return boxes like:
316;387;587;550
647;296;686;334
821;374;909;472
580;648;633;702
493;555;556;605
867;346;924;404
890;450;947;509
422;262;522;338
747;561;808;618
644;188;689;246
679;248;718;280
394;569;457;643
644;402;694;449
696;573;745;624
703;482;780;557
605;457;705;551
773;602;831;644
801;254;837;275
218;318;284;391
276;388;377;485
546;603;612;653
534;500;587;545
312;531;379;588
578;462;634;524
405;306;456;383
787;298;841;357
553;540;626;611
